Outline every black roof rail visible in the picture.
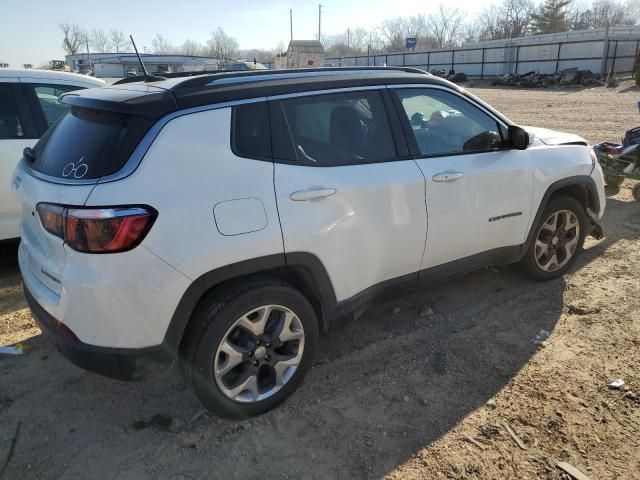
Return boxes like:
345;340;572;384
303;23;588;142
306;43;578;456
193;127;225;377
172;66;429;89
113;66;428;87
113;70;221;85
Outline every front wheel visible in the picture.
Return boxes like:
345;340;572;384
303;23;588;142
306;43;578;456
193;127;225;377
632;183;640;202
520;196;587;281
182;280;318;419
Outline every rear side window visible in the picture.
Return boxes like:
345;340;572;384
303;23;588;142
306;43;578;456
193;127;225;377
232;102;272;159
33;84;81;127
278;90;397;166
28;107;152;180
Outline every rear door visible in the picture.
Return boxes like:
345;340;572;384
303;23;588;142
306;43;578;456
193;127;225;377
0;79;38;240
391;86;534;270
271;88;427;302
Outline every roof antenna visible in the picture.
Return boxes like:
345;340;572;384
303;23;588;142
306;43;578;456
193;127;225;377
129;35;165;82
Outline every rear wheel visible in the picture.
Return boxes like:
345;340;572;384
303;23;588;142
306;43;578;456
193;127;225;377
182;280;318;419
632;183;640;202
520;196;587;281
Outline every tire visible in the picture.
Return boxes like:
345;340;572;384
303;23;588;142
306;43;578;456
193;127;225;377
520;196;588;281
633;183;640;202
182;279;318;419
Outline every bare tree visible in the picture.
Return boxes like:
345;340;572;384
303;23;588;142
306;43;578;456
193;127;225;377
59;23;87;55
90;29;109;53
350;27;369;53
180;39;203;56
428;5;466;48
590;0;636;26
478;0;534;40
237;48;274;63
151;34;174;54
206;27;239;60
109;29;130;53
406;14;428;39
378;17;406;51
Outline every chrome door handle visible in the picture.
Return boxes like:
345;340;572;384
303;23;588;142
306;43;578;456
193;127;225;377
432;171;464;183
290;188;337;201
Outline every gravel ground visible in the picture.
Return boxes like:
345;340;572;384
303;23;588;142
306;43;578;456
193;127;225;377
1;83;639;480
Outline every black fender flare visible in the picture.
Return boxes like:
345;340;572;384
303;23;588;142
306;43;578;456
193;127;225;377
521;175;600;257
162;252;336;354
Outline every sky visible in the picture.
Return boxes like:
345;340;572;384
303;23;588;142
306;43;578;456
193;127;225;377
0;0;498;67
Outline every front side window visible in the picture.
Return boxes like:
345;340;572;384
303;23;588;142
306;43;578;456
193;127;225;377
395;88;505;157
32;84;80;127
0;83;25;139
278;90;397;166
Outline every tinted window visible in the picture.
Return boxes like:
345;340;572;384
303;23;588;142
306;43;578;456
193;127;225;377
279;90;397;166
232;102;271;159
27;107;152;180
0;84;25;139
33;85;80;127
395;89;505;156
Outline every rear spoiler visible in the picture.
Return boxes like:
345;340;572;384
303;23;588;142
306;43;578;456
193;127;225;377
60;85;178;120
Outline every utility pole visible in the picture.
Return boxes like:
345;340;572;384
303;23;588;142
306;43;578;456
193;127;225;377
85;36;91;73
290;9;293;42
347;28;350;48
318;4;322;42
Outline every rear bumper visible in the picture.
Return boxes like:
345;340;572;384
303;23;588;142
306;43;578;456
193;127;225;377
24;285;174;380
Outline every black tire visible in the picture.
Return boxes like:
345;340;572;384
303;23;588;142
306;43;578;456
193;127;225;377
182;279;318;419
633;183;640;202
519;196;588;281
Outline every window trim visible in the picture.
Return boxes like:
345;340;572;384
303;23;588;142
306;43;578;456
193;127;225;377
230;100;273;162
0;82;39;140
388;84;512;160
268;87;410;168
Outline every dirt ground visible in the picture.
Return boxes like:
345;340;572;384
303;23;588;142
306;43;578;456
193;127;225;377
1;82;640;480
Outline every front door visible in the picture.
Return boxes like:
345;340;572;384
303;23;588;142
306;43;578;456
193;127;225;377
0;80;38;240
391;86;534;270
271;89;428;302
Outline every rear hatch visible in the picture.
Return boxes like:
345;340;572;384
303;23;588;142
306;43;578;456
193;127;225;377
15;84;176;313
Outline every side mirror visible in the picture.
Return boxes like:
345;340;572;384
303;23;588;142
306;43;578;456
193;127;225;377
508;125;530;150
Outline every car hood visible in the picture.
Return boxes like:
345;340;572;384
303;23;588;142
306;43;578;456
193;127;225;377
523;126;588;146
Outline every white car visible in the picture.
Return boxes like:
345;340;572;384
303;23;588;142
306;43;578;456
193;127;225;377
14;67;605;418
0;69;105;241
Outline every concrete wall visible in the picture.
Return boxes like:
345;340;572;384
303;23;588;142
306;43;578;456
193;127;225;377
324;29;640;78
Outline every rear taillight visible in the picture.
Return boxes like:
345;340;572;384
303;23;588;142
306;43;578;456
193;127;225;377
36;203;156;253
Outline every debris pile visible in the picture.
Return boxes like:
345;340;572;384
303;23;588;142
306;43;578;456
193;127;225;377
493;68;615;88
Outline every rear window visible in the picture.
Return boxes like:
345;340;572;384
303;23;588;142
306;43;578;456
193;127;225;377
28;107;153;180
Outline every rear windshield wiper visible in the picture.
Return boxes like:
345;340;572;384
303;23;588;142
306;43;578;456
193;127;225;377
23;146;36;164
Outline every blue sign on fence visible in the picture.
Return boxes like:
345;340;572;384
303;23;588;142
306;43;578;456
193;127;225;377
405;37;417;49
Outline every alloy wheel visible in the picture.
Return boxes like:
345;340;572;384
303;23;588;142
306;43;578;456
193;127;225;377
534;209;580;272
214;305;305;403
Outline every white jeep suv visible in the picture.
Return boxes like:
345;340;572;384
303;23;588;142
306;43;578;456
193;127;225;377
0;69;105;241
13;67;605;418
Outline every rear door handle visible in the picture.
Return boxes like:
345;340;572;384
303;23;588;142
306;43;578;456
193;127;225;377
432;171;464;183
290;188;337;201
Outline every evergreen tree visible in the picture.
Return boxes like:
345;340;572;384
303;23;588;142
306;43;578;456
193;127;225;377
531;0;571;34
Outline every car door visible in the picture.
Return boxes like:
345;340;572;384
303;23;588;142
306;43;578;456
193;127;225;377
390;86;534;271
0;80;38;240
271;88;428;302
